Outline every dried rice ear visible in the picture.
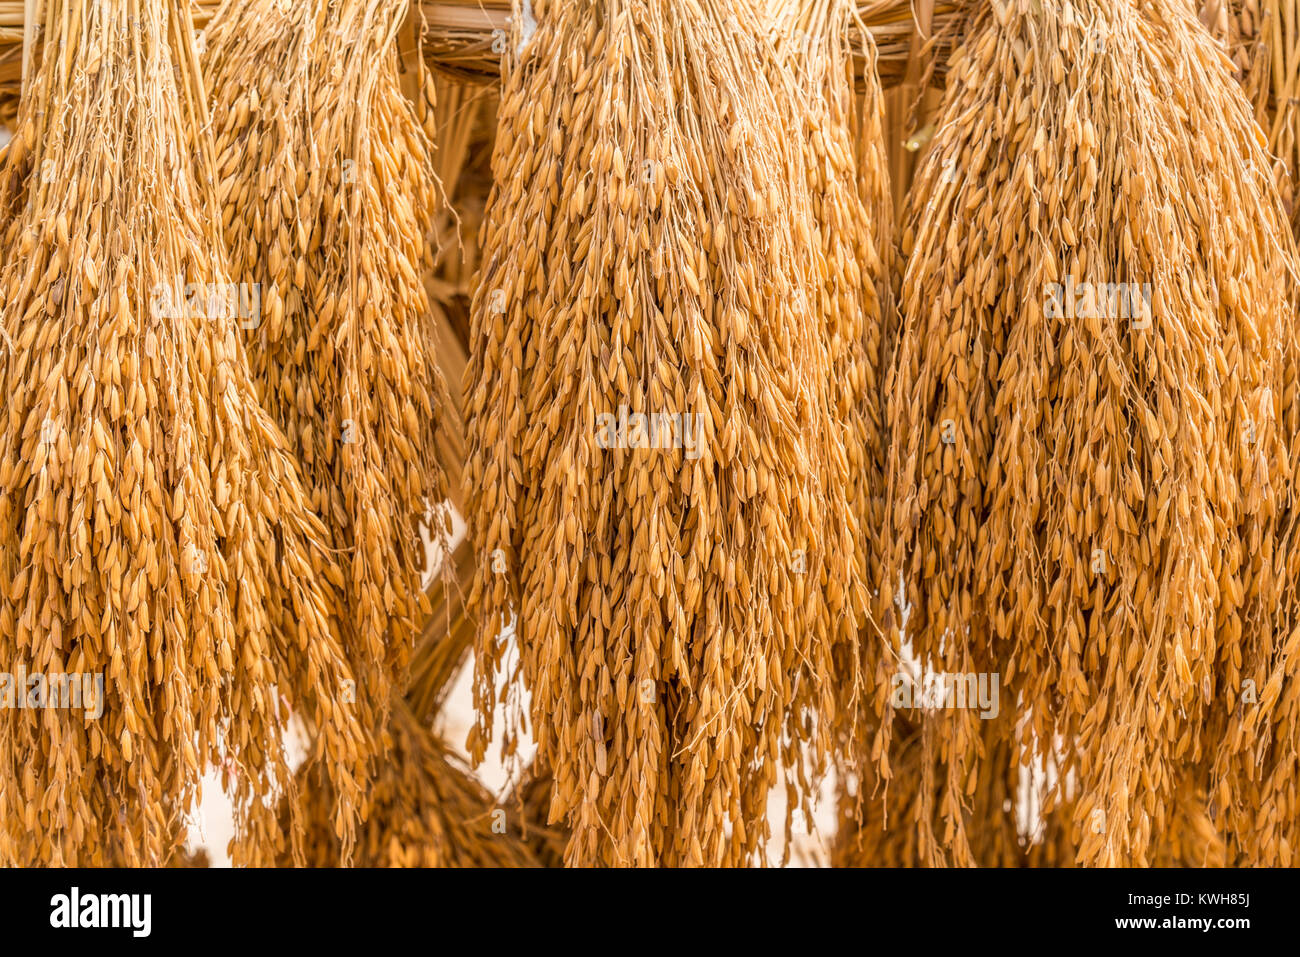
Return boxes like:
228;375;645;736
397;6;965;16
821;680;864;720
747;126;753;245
832;711;924;867
204;0;457;764
285;529;557;867
282;698;542;867
501;764;568;868
1209;0;1300;237
0;0;371;866
834;702;1029;867
464;0;866;866
204;0;455;738
1209;503;1300;866
881;0;1295;867
769;0;895;787
1156;0;1300;873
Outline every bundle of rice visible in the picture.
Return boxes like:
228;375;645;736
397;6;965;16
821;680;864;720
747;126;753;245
872;0;1295;866
103;835;211;868
406;540;475;721
832;712;925;867
834;709;1028;867
501;765;568;867
0;0;370;865
464;0;867;865
1208;456;1300;865
284;697;542;867
1201;1;1300;235
1187;0;1300;866
767;0;898;812
281;536;557;867
837;716;1232;867
204;0;454;724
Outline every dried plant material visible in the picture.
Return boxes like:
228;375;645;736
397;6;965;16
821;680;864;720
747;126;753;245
254;52;499;864
287;531;544;868
464;0;868;866
284;537;561;867
501;765;568;867
857;0;968;90
0;0;371;866
833;712;924;867
103;830;211;868
768;0;897;812
1150;777;1229;867
284;698;541;867
1209;498;1300;866
877;0;1295;867
204;0;454;727
1026;769;1232;867
1202;1;1300;235
835;711;1027;867
425;76;499;352
170;845;213;868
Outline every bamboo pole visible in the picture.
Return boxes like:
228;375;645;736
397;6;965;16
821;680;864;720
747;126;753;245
0;2;961;98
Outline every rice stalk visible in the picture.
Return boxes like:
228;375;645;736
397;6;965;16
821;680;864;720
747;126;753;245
204;0;455;747
464;0;866;866
281;538;555;867
283;696;542;867
768;0;898;823
0;0;370;866
1205;1;1300;236
500;764;568;867
879;0;1295;867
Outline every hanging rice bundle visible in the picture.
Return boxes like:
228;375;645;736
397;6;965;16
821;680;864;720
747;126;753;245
832;712;927;867
769;0;895;783
1199;1;1300;235
837;717;1231;867
101;830;212;868
283;697;542;867
834;708;1029;866
281;541;551;867
876;0;1295;866
1192;0;1300;866
1026;770;1230;866
204;0;454;725
1208;465;1300;865
0;0;371;866
464;0;866;866
1149;778;1230;866
1113;0;1300;871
